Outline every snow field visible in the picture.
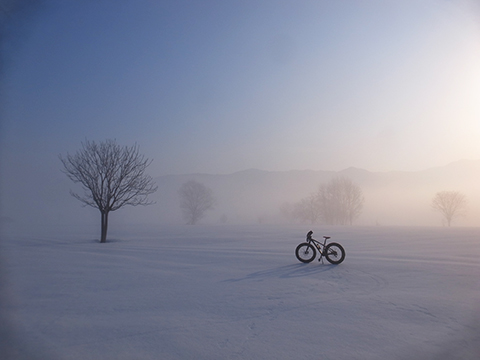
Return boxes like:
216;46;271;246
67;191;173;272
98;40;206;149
1;225;480;359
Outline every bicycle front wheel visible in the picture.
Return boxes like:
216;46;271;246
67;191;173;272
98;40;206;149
295;243;316;263
325;243;345;264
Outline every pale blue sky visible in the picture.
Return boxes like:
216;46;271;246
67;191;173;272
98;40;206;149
2;0;480;179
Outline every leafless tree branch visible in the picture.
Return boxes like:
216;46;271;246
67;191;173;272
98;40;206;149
178;180;215;225
60;139;157;242
431;191;467;226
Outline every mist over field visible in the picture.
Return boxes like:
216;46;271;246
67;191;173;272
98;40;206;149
1;160;479;239
145;160;480;227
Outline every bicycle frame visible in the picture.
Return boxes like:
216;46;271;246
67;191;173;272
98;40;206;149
306;231;330;262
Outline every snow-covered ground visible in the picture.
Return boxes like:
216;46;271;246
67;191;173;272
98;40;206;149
1;224;479;360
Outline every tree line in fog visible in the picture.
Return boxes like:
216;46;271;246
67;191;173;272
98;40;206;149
60;139;471;242
280;177;364;225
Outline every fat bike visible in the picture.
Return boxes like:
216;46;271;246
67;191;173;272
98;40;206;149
295;230;345;264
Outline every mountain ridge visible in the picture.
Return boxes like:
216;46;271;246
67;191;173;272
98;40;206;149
156;159;480;179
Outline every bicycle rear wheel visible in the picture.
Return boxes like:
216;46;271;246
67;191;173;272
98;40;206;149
324;243;345;264
295;243;316;263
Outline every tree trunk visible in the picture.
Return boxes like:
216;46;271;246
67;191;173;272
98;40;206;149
100;211;109;243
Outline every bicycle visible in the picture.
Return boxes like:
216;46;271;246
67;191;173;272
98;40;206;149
295;230;345;264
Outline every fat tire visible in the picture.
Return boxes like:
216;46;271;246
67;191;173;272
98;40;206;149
325;242;345;264
295;243;316;263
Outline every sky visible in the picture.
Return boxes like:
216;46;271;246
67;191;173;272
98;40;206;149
1;0;480;180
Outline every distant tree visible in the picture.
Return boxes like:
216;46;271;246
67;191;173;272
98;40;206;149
340;177;365;225
178;180;215;225
279;177;364;225
60;140;158;242
292;195;322;224
431;191;467;226
317;177;364;225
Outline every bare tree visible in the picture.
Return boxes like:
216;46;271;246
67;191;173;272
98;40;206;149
280;177;363;225
178;180;215;225
291;195;322;224
431;191;467;226
341;177;365;225
317;177;364;225
60;140;157;242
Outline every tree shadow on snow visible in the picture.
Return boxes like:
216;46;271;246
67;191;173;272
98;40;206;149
89;238;124;243
224;263;338;282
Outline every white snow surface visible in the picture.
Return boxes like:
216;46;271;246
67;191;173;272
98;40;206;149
1;224;480;360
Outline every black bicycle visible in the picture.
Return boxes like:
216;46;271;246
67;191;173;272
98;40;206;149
295;230;345;264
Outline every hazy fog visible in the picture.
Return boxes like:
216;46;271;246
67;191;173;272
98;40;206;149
1;1;480;234
2;160;479;238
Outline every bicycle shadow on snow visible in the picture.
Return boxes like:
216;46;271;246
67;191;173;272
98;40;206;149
224;262;338;282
